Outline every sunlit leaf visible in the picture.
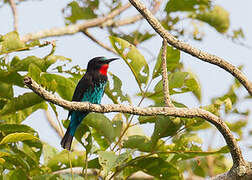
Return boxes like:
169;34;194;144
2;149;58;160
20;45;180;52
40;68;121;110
110;36;149;92
98;150;133;175
75;123;92;152
65;1;97;24
0;82;13;99
42;73;76;101
0;69;24;87
43;143;58;165
106;73;131;104
165;0;210;13
152;45;181;79
123;135;152;152
47;150;85;171
192;6;230;33
151;116;182;145
0;32;25;54
126;157;182;179
85;113;115;143
0;92;43;116
0;124;36;134
0;133;38;144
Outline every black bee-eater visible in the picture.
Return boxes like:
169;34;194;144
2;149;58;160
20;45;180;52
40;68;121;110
61;57;118;150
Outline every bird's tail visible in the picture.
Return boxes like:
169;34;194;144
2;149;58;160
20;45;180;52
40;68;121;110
61;126;73;150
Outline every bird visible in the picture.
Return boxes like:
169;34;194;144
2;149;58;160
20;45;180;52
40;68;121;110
61;56;118;150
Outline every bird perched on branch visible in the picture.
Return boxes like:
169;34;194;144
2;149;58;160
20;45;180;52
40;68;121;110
61;56;118;150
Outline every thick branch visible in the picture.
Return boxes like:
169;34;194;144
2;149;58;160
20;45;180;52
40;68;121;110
21;3;131;42
161;39;173;107
128;0;252;96
24;76;245;169
9;0;18;31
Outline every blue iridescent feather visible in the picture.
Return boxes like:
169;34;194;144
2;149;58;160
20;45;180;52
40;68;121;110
69;82;106;136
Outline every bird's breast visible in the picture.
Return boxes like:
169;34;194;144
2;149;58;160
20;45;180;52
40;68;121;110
81;81;106;104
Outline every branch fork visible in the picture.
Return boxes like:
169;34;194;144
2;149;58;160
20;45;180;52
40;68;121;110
24;76;247;175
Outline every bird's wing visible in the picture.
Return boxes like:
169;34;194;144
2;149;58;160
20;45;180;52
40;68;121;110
67;74;93;119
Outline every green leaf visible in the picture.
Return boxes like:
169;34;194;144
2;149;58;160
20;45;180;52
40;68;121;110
47;150;85;171
152;45;181;79
109;36;149;91
224;98;232;113
98;150;133;175
92;129;110;150
184;72;201;101
112;113;123;138
43;143;58;165
151;116;182;145
146;71;201;103
0;92;43;116
0;70;24;87
65;1;97;24
0;151;10;158
165;0;210;13
5;169;28;180
0;32;25;54
111;30;155;45
75;124;92;152
105;73;131;104
123;135;152;152
192;6;230;33
42;73;76;101
169;145;229;161
0;82;13;99
27;63;42;83
0;132;38;144
0;124;36;134
12;56;55;72
1;102;47;124
169;72;189;89
85;113;115;143
127;157;182;180
172;133;203;151
226;120;247;138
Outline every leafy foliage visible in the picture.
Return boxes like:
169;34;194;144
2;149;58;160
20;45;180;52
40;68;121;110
0;0;249;179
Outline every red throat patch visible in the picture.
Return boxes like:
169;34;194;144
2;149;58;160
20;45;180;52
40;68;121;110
99;64;109;75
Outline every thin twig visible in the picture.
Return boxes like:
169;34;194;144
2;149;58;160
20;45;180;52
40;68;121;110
102;0;162;27
21;1;163;43
111;79;153;152
128;0;252;96
24;76;246;169
82;30;117;54
161;39;174;107
21;3;131;42
45;110;64;137
9;0;18;31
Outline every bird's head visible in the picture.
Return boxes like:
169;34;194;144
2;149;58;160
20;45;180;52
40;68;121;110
87;56;118;76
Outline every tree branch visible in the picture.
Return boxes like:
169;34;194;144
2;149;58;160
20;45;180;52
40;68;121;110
81;30;117;54
102;0;161;27
128;0;252;96
161;39;173;107
9;0;18;31
21;1;162;43
21;3;131;42
24;76;247;173
44;110;64;138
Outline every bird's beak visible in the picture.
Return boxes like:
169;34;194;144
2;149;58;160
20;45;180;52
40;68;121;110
105;58;119;64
